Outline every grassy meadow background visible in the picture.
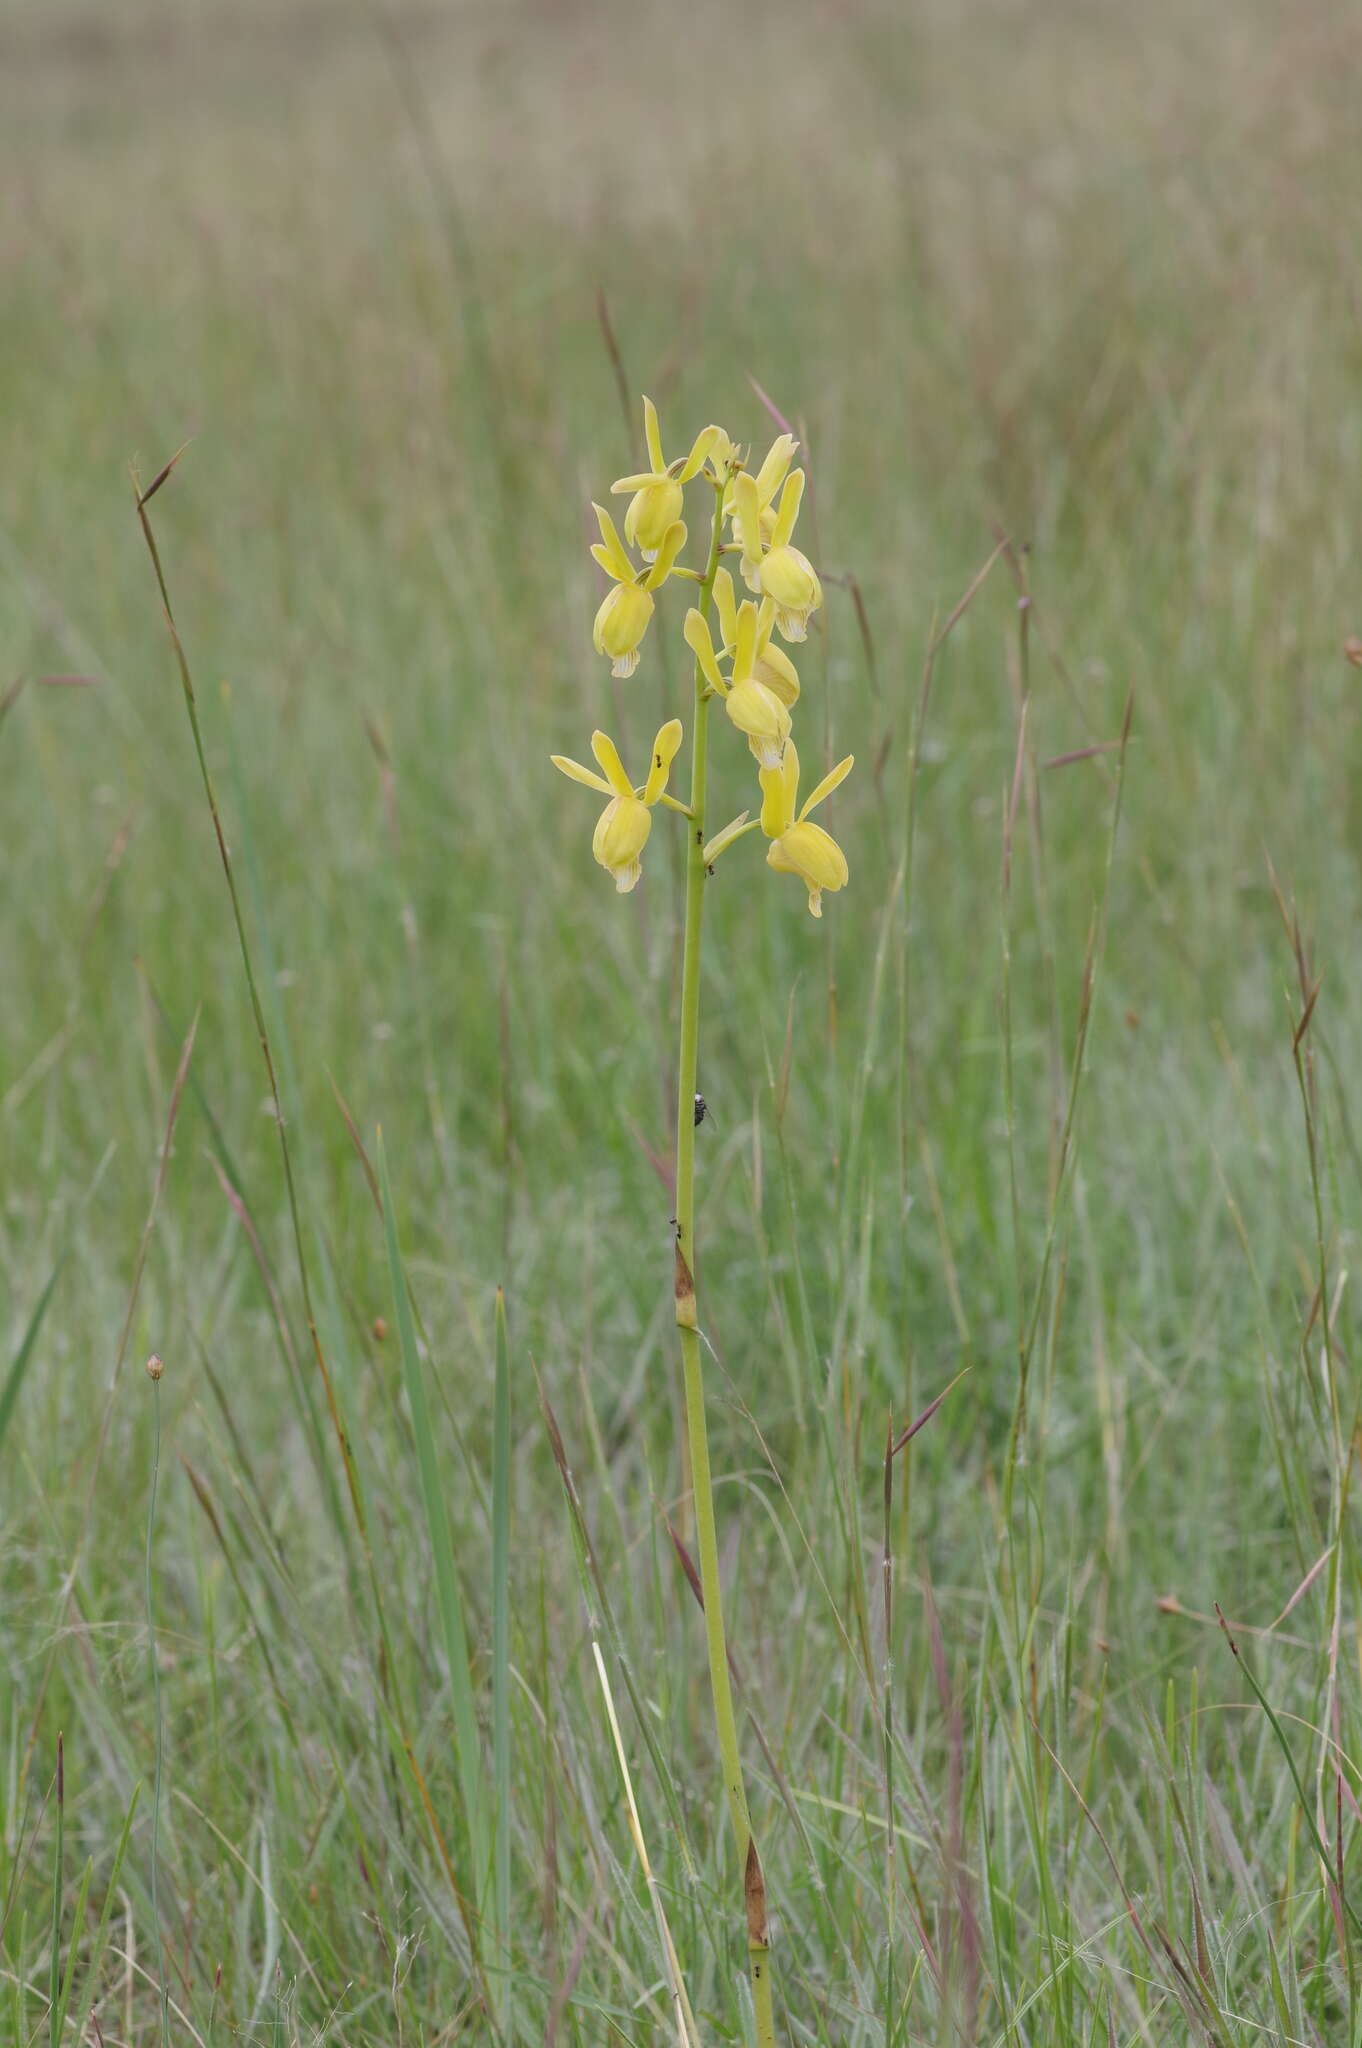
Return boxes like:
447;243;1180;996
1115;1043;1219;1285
4;0;1362;2040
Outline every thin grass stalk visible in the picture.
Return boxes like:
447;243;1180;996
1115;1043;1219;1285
145;1365;170;2048
1282;950;1358;2012
132;468;368;1557
592;1641;701;2048
881;1420;897;2048
671;473;776;2043
47;1735;62;2048
491;1288;513;2029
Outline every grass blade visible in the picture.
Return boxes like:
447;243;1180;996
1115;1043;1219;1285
491;1286;512;2027
47;1735;63;2048
0;1255;65;1459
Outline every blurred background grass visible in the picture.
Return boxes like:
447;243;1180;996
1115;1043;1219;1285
4;1;1362;2041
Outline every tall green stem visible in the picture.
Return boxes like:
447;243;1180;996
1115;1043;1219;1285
674;477;777;2044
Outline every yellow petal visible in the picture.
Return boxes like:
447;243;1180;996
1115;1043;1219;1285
767;820;848;914
725;678;790;770
754;433;798;509
611;471;664;492
758;543;819;613
643;519;688;589
732;600;759;685
551;753;615;796
753;640;800;708
593;583;655;667
590;729;636;798
593;794;653;889
643;717;684;803
592;503;634;582
677;425;721;483
799;754;854;819
624;478;684;557
683;608;726;693
713;567;738;654
771;468;806;550
642;394;665;475
759;740;800;839
732;472;764;584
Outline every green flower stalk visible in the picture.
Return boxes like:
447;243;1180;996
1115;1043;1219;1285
552;398;854;2044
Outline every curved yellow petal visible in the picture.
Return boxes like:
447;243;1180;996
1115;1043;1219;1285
759;740;800;839
799;754;854;819
771;468;806;550
753;640;800;708
643;519;688;589
590;729;635;799
758;545;822;641
758;543;819;612
643;718;684;803
592;503;634;582
732;472;764;587
624;478;684;557
754;433;799;509
683;608;726;693
593;795;653;891
732;599;759;685
642;394;665;475
726;678;790;771
593;584;654;672
713;566;738;654
677;425;722;483
551;754;615;796
767;820;848;916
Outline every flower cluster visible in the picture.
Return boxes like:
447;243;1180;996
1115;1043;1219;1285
553;398;853;917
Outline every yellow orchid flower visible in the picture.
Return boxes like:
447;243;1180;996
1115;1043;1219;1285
551;720;684;893
590;505;688;677
732;468;823;642
610;398;722;559
684;592;792;771
757;741;853;917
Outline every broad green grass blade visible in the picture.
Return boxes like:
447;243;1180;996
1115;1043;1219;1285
378;1131;487;1915
1;1254;65;1459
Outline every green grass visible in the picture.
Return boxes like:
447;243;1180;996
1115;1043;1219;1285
4;0;1362;2040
